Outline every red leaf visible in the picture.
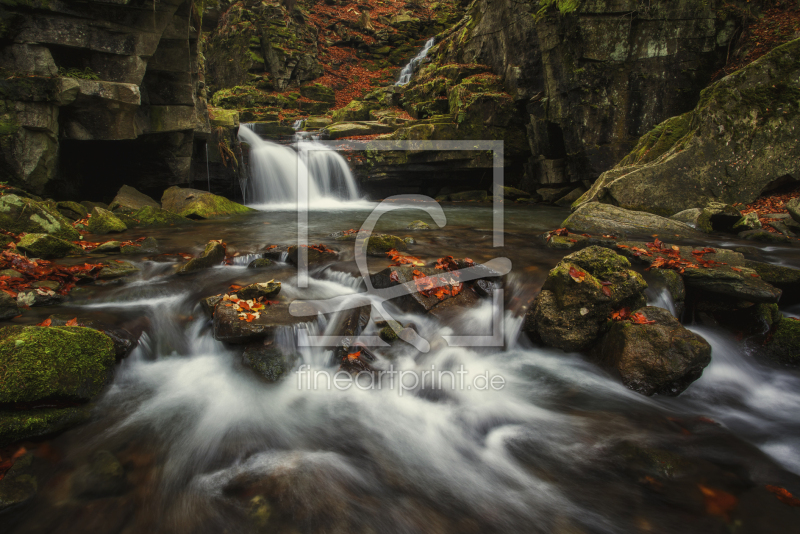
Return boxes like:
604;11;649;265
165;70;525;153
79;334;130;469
37;318;51;327
602;286;612;297
630;312;657;325
389;270;399;282
698;484;738;521
765;485;800;507
65;317;79;327
568;266;586;283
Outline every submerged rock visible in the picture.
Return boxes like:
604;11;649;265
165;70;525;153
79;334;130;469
523;246;648;352
0;325;116;403
0;194;79;241
16;233;81;259
71;450;127;498
563;203;700;239
242;342;299;382
213;302;312;344
365;234;407;256
88;207;127;235
161;186;255;219
108;185;160;213
178;241;226;274
0;453;38;511
247;258;274;269
406;220;431;230
594;306;712;396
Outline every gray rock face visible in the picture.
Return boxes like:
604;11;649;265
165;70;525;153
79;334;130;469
0;194;79;240
434;0;736;189
594;306;712;396
575;38;800;215
109;185;160;212
523;246;648;352
563;203;701;239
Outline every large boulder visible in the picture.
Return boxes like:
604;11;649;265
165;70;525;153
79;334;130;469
523;247;648;352
127;206;191;227
16;233;81;259
563;203;701;239
761;317;800;366
0;194;79;240
0;325;116;403
365;234;407;256
161;187;255;219
574;39;800;216
745;259;800;303
88;207;127;235
594;306;712;396
213;302;311;344
97;260;140;280
108;185;160;213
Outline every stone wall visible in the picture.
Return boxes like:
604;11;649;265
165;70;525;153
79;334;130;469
0;0;210;200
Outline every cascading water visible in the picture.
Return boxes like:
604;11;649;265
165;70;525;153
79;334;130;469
396;37;435;85
238;124;360;205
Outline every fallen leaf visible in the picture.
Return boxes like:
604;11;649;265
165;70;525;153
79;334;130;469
37;318;51;327
65;317;79;327
569;266;586;283
765;485;800;507
698;484;738;521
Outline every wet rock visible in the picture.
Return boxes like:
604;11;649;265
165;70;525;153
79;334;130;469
745;260;800;303
523;246;648;352
201;295;224;318
407;220;431;230
761;318;800;366
247;258;274;269
563;203;700;239
16;233;82;259
178;241;226;274
554;187;586;207
769;220;796;236
16;288;64;307
242;341;299;382
127;206;191;227
329;305;372;364
595;306;711;396
493;185;529;201
71;450;126;498
379;323;401;343
286;245;339;266
682;266;782;304
0;325;116;403
0;406;92;448
322;121;394;139
0;453;37;512
80;201;108;212
108;185;160;212
786;197;800;223
161;186;255;219
213;302;313;344
0;194;79;241
437;190;488;202
737;229;790;242
0;291;19;319
537;186;573;204
700;202;742;233
732;212;762;232
91;241;122;254
120;236;159;254
331;100;381;122
88;207;127;235
97;260;140;280
47;315;138;360
544;231;589;250
670;208;711;232
365;234;407;256
237;281;281;301
263;245;290;261
56;201;89;221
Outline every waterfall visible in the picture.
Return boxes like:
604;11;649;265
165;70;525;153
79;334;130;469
238;123;360;205
396;37;435;85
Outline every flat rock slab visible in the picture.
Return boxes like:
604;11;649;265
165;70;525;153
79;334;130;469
370;265;482;316
213;302;312;344
564;203;701;239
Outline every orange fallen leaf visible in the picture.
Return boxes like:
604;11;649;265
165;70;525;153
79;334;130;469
765;485;800;507
65;317;79;327
698;484;738;521
568;266;586;283
347;350;361;361
37;318;51;327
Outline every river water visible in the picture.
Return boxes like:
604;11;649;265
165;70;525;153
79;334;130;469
5;203;800;534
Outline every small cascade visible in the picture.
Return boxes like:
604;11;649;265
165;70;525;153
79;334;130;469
396;37;435;85
238;123;360;205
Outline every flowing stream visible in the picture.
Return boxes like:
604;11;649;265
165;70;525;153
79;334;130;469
4;202;800;533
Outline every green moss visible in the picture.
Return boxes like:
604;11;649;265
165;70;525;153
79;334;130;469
16;233;81;259
0;406;91;447
57;67;99;80
88;207;127;235
0;326;116;403
619;112;695;166
765;318;800;366
366;234;407;255
175;194;254;219
128;206;190;227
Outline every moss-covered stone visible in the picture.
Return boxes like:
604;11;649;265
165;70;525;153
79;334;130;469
16;233;81;259
762;318;800;366
248;258;274;269
0;406;92;448
237;281;281;300
88;207;127;235
0;452;37;511
0;194;79;240
366;234;407;256
0;325;116;403
299;83;335;103
56;200;88;221
127;205;191;227
120;236;158;255
97;260;140;280
331;100;381;123
161;186;255;220
407;220;431;230
178;241;226;274
242;344;298;382
108;185;160;213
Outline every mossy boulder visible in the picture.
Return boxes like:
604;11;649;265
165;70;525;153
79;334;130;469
0;406;92;448
248;258;274;269
299;83;335;103
120;237;158;255
16;233;81;259
108;185;160;213
407;220;431;230
670;208;712;232
762;318;800;366
242;344;298;382
576;38;800;215
88;207;127;235
237;281;281;300
0;194;79;240
128;206;191;227
732;212;762;232
594;306;712;396
56;201;88;221
745;259;800;303
738;229;790;242
563;203;702;239
161;186;255;220
0;292;19;320
523;246;648;352
0;453;37;510
331;100;381;123
365;234;407;256
97;260;140;280
0;325;116;403
786;197;800;223
178;240;226;274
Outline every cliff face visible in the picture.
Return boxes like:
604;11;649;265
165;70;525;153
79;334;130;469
432;0;742;190
0;0;209;199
